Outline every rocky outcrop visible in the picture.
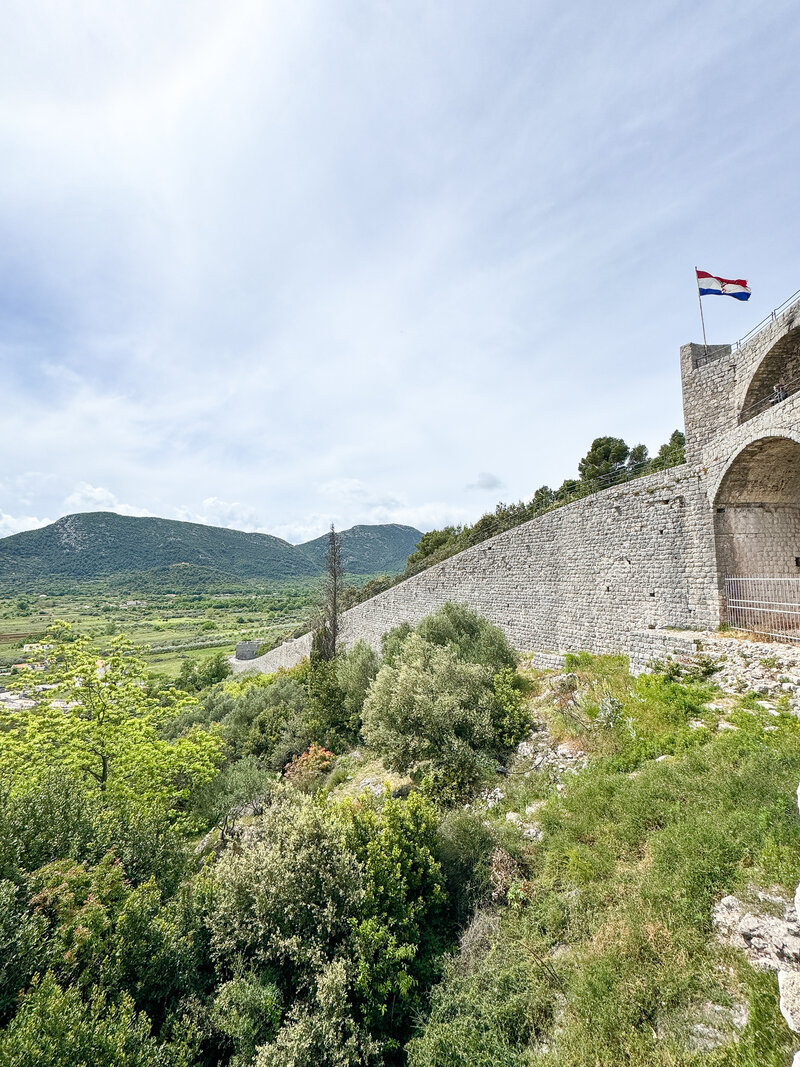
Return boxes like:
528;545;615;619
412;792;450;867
713;781;800;1060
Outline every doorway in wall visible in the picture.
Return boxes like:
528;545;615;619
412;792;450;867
715;436;800;640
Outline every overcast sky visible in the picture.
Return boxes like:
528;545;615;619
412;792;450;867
2;1;799;544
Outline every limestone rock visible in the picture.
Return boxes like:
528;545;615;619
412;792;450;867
713;892;800;972
780;970;800;1034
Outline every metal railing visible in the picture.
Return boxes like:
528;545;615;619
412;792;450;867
725;577;800;643
733;289;800;352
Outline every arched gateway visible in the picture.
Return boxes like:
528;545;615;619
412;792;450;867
712;435;800;641
714;436;800;580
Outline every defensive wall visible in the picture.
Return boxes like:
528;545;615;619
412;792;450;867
235;296;800;675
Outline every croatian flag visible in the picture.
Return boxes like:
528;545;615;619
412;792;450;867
696;270;751;301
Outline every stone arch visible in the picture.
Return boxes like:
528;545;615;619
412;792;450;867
739;325;800;423
714;436;800;583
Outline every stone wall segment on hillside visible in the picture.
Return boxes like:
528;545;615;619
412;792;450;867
232;297;800;676
235;463;717;672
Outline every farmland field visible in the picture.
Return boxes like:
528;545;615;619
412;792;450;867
0;582;320;678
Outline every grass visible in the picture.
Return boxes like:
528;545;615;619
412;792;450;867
407;654;800;1066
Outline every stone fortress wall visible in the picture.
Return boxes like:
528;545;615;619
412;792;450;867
234;297;800;675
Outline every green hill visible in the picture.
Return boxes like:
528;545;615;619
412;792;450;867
298;523;422;575
0;513;422;593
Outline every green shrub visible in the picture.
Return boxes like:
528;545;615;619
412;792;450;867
0;880;43;1024
415;603;518;673
207;794;363;989
211;973;281;1066
0;972;191;1066
362;634;498;795
435;811;495;929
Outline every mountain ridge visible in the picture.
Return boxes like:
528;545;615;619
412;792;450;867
0;512;422;592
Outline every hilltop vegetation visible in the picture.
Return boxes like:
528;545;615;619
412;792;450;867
1;603;797;1065
300;524;421;576
0;514;422;594
402;430;685;579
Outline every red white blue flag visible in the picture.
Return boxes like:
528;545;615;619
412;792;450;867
696;270;751;301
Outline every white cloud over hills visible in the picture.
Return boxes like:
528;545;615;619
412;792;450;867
2;2;799;543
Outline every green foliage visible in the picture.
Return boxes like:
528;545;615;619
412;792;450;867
336;641;381;729
434;812;495;930
415;602;517;673
405;529;461;574
406;950;551;1067
26;852;132;992
577;435;630;482
0;880;43;1023
490;668;532;748
305;656;351;750
208;794;364;988
381;621;414;666
0;972;193;1066
649;429;686;471
1;624;224;822
341;791;448;1048
207;789;458;1062
362;634;498;795
177;651;232;692
211;973;281;1066
254;959;381;1067
210;673;308;759
0;773;99;881
362;608;528;796
190;756;275;832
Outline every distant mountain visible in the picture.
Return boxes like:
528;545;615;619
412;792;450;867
299;524;422;576
0;513;423;592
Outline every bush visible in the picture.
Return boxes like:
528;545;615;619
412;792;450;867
335;641;380;732
362;634;498;795
207;794;364;989
0;773;99;880
340;791;448;1047
0;880;43;1024
0;972;190;1066
435;811;495;930
177;651;231;692
416;603;518;673
254;959;381;1067
211;973;281;1066
284;743;336;790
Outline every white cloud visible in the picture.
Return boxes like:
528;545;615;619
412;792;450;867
0;2;798;542
62;482;152;517
0;512;51;538
174;497;263;532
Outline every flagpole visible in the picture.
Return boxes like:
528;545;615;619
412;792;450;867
695;266;708;354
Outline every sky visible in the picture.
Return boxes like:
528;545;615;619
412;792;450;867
2;1;799;544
